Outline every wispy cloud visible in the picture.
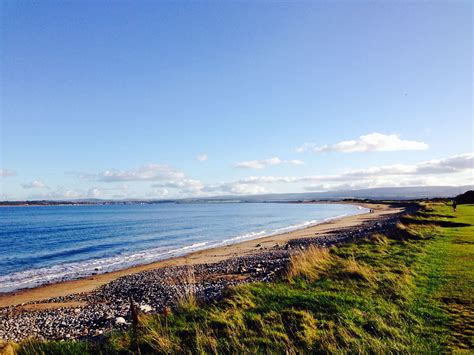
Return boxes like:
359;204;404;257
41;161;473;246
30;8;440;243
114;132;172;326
152;179;204;194
202;182;269;195
28;188;83;200
87;188;102;198
0;169;16;177
151;188;170;198
302;175;471;192
21;180;49;189
78;164;185;182
27;185;133;200
297;133;429;153
235;157;305;169
196;154;208;162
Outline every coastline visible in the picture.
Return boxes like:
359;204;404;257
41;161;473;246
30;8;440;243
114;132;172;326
0;203;401;308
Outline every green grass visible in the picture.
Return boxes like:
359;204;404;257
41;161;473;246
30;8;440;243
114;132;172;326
8;203;474;354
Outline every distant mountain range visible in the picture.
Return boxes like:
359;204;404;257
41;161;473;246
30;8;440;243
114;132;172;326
180;185;474;203
1;185;472;206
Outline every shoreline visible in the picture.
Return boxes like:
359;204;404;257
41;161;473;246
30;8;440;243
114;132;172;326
0;203;400;309
0;206;365;295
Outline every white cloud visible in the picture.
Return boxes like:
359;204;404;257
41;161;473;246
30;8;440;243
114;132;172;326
288;160;305;166
341;153;473;178
83;164;185;182
151;188;170;198
87;188;102;198
203;182;269;195
303;174;473;192
152;179;204;194
297;133;429;153
21;180;49;189
26;184;136;200
28;188;83;200
0;169;16;177
0;193;14;200
197;154;208;162
57;190;82;198
415;154;474;174
303;182;376;192
235;157;282;169
235;157;305;169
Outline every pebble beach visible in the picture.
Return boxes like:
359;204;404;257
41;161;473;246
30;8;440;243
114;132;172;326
0;203;409;342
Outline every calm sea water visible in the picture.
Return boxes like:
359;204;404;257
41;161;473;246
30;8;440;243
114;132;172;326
0;203;367;292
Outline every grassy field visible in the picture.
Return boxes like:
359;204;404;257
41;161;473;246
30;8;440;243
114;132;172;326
6;203;474;354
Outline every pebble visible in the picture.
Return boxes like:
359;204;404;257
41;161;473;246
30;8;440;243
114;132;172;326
139;304;153;313
115;317;126;325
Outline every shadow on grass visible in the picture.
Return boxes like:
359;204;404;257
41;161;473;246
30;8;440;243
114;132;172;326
400;217;471;228
417;213;456;219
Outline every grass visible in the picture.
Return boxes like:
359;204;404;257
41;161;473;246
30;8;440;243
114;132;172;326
5;203;473;354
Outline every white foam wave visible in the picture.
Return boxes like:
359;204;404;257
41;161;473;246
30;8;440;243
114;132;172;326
0;241;211;293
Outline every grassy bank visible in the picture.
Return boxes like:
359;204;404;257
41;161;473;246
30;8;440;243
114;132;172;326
7;203;474;354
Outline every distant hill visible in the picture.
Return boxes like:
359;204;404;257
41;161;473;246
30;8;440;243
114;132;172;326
455;190;474;204
181;185;474;203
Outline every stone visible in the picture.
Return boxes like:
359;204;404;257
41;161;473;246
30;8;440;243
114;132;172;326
115;317;126;325
139;304;153;313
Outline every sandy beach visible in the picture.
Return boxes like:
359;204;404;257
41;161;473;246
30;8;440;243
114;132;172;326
0;203;401;309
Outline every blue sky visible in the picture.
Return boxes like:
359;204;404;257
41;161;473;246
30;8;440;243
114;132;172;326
1;1;472;200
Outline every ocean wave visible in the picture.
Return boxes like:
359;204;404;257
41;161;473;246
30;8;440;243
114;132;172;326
218;230;268;245
0;241;211;293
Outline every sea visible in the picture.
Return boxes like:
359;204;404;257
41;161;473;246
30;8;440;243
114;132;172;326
0;202;367;293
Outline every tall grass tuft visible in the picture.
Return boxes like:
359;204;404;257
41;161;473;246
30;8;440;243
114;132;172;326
0;342;16;355
340;256;376;283
287;246;332;281
14;339;90;355
175;266;197;309
139;315;181;353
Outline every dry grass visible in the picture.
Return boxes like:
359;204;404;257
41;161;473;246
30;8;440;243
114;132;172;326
139;315;180;353
340;256;376;283
174;266;197;308
287;246;332;281
371;233;389;245
0;342;16;355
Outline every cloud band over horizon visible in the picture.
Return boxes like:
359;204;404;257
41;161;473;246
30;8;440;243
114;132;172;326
4;152;472;200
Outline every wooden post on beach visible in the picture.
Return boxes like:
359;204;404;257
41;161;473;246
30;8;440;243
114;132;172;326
129;296;141;354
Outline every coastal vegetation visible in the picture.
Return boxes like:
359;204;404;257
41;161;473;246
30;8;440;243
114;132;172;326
5;203;473;354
